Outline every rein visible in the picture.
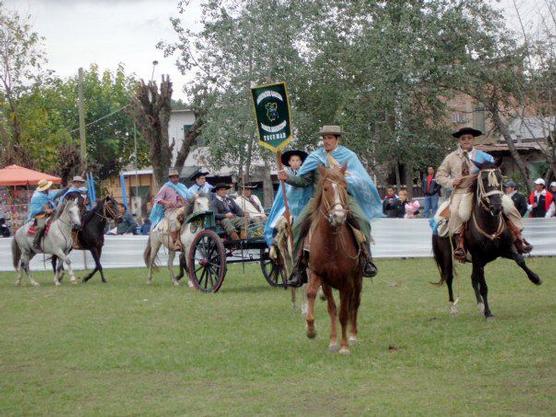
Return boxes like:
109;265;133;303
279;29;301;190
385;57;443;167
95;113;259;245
473;169;506;240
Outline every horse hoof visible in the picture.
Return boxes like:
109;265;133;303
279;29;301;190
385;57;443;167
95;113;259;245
328;343;339;352
338;347;351;355
187;280;195;288
15;281;21;287
531;276;542;286
306;329;317;339
449;304;459;315
70;278;78;285
31;282;40;287
485;315;495;321
348;336;358;346
54;281;61;287
172;280;180;287
146;280;153;285
477;302;485;314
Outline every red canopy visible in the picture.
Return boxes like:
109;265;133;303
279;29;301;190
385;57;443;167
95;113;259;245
0;164;62;187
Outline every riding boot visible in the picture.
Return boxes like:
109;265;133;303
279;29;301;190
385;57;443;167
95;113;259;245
33;225;45;250
453;232;467;263
507;220;533;254
360;243;378;278
285;248;308;288
170;230;182;251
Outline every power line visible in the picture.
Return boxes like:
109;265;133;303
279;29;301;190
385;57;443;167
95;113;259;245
70;104;130;134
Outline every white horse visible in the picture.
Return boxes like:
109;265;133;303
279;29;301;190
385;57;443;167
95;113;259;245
143;193;211;286
11;199;82;286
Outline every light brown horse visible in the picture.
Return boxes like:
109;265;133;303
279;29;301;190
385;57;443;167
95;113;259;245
304;165;363;354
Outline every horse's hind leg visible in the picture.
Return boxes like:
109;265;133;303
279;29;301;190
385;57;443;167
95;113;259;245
471;265;483;314
147;238;162;284
82;248;100;283
349;277;362;345
305;272;321;340
320;284;338;351
21;255;39;287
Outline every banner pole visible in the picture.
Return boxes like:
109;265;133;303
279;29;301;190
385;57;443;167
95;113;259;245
276;151;294;248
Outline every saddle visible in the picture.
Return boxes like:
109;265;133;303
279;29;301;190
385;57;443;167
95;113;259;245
27;217;52;236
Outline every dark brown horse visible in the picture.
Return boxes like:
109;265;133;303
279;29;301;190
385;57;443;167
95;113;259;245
433;160;542;319
305;165;363;354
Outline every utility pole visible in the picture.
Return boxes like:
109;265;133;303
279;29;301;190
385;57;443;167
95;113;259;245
78;67;87;172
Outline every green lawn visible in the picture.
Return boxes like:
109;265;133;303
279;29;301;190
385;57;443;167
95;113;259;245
0;257;554;417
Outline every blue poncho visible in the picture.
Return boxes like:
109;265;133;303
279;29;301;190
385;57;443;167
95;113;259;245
149;181;194;227
27;189;65;221
264;145;383;246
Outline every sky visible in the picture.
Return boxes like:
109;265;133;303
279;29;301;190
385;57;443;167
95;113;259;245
4;0;551;101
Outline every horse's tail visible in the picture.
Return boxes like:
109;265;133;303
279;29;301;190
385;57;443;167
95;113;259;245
431;234;452;286
143;236;159;270
12;238;21;270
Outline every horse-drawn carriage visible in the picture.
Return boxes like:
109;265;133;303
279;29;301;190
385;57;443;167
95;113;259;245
183;207;285;293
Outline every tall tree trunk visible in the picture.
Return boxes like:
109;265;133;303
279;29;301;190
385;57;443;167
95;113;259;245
394;159;401;191
488;103;532;193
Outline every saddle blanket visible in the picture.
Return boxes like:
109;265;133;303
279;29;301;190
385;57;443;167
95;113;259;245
27;223;51;236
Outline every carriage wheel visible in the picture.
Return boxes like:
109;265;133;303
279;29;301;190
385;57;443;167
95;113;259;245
259;248;286;288
188;229;227;293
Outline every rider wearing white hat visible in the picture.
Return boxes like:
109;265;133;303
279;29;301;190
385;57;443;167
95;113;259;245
27;179;67;249
528;178;554;218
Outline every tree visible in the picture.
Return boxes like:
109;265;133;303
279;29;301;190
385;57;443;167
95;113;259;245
0;1;48;167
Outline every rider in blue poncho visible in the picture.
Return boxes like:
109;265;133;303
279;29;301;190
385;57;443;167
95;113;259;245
267;125;383;287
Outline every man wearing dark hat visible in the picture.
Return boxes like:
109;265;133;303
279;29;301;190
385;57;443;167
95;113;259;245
150;168;194;250
275;125;383;287
436;127;531;261
210;183;244;240
235;183;266;220
504;180;528;217
188;170;213;194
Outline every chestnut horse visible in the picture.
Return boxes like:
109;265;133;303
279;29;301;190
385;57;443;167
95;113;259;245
304;165;364;354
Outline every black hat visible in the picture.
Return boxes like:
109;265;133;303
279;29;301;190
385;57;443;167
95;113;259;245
190;170;210;181
240;182;258;190
452;127;483;138
211;183;231;192
281;150;308;167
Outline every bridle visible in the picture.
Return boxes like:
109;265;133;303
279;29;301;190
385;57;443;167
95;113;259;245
93;198;122;222
319;177;349;224
473;168;505;240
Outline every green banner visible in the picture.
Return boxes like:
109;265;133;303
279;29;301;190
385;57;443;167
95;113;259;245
251;82;292;152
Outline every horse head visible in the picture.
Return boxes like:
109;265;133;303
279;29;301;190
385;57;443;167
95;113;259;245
103;196;123;223
472;159;504;216
194;192;210;213
64;198;82;228
317;165;348;227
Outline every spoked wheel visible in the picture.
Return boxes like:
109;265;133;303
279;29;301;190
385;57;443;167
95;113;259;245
188;229;227;293
260;248;286;288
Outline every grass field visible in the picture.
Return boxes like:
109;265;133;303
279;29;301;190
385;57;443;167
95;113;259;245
0;257;554;417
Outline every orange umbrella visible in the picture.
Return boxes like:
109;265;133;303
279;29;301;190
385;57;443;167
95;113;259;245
0;164;62;187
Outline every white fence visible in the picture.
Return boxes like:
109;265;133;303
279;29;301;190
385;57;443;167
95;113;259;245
1;218;555;272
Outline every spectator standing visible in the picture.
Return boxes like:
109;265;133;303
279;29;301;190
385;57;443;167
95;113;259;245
504;180;528;217
140;217;151;235
528;178;554;218
422;166;441;217
117;203;139;234
400;189;421;218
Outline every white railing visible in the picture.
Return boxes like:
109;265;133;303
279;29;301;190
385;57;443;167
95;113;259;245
1;218;555;272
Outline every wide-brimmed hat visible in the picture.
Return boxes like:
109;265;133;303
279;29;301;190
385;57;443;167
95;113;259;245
452;127;482;138
168;168;180;177
37;179;53;192
534;178;545;186
319;125;343;136
211;183;231;192
281;150;308;167
504;180;517;189
72;175;85;183
191;170;209;181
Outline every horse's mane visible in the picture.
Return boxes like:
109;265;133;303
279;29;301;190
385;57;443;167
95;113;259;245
308;167;348;226
82;198;104;224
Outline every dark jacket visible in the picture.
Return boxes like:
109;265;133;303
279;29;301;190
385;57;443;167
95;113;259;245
383;196;404;218
422;175;441;196
211;195;244;220
511;192;528;217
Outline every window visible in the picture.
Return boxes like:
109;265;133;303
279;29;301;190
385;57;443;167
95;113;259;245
183;124;193;135
473;105;485;132
451;112;467;124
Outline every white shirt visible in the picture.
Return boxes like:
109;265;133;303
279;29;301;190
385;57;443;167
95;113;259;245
235;194;266;219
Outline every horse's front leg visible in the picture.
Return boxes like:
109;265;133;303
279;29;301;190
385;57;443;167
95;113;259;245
305;271;320;339
473;262;492;319
470;261;483;314
505;250;542;286
338;287;351;355
82;248;100;283
54;258;64;286
320;283;338;352
57;251;78;284
168;250;179;286
349;277;362;346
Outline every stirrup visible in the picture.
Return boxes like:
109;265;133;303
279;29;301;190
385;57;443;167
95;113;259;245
285;269;307;288
363;261;378;278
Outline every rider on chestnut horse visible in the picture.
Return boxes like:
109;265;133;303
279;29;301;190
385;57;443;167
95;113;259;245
276;125;383;287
